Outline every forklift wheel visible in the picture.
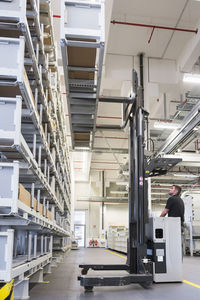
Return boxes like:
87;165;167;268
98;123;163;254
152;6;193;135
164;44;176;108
140;281;152;289
84;286;93;292
81;269;88;275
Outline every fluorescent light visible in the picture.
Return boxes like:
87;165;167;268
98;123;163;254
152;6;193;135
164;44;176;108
122;171;129;176
116;182;128;186
193;126;200;131
151;187;169;190
110;191;128;194
105;202;121;205
107;197;128;200
151;192;167;195
183;73;200;83
154;121;180;129
173;173;199;178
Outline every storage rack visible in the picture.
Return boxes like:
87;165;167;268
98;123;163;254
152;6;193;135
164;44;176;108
0;1;71;299
183;194;200;256
107;226;128;253
60;0;105;148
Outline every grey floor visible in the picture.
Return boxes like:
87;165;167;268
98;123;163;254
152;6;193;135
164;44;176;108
29;248;200;300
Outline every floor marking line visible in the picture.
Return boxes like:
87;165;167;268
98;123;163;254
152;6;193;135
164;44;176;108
183;280;200;289
105;249;127;259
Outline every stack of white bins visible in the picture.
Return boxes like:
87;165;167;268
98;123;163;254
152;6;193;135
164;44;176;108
0;1;71;299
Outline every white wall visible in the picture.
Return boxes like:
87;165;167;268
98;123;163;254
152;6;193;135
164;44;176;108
73;179;101;242
88;202;100;238
151;204;165;217
104;204;128;230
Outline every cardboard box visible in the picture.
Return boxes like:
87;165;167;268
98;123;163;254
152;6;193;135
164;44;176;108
48;211;53;221
68;38;96;68
39;203;43;215
18;184;31;207
44;207;47;218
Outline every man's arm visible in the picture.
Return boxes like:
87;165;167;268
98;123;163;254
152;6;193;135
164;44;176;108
160;208;169;217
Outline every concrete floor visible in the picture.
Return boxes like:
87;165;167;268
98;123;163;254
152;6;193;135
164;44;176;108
30;248;200;300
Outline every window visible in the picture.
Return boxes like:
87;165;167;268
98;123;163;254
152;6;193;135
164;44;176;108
74;210;86;247
74;210;85;225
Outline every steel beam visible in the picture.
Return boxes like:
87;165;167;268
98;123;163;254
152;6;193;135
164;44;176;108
156;98;200;156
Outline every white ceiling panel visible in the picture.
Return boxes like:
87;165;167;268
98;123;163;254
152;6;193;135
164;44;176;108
112;0;195;25
107;25;173;57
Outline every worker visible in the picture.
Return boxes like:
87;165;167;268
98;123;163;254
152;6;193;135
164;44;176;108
160;185;184;229
160;185;185;256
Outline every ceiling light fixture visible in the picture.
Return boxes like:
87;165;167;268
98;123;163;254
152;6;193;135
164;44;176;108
173;173;199;178
110;191;128;194
116;182;128;186
183;73;200;83
193;126;200;131
151;192;167;195
107;197;128;200
151;187;170;190
122;171;129;176
154;121;180;129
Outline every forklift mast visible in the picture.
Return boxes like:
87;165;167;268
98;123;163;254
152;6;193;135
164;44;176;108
78;54;181;291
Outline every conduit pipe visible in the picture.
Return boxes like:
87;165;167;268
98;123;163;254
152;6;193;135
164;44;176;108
99;95;135;104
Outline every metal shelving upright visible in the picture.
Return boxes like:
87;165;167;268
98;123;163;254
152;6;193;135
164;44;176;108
0;1;71;299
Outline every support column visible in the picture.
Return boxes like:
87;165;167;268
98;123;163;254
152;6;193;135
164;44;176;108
14;279;29;300
51;257;58;267
43;263;51;274
29;268;44;283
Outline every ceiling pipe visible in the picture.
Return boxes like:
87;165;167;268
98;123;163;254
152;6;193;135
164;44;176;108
111;20;198;34
72;147;128;154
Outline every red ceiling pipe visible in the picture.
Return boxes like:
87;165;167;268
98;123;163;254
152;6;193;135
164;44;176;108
111;20;198;34
148;26;155;44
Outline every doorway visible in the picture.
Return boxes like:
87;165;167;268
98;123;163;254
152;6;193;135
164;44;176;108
74;210;86;247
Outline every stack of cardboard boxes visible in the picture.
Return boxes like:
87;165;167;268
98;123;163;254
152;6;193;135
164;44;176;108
18;184;53;221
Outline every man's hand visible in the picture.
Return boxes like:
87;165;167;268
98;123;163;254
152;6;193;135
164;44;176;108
160;208;169;217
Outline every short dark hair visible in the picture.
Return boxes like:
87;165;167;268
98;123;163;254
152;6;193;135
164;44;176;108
173;185;181;195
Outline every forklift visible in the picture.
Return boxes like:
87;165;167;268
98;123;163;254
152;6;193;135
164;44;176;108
78;54;182;291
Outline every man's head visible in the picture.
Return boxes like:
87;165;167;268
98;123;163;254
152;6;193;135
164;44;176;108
169;185;181;196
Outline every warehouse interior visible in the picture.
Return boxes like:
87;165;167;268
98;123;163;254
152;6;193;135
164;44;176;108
0;0;200;299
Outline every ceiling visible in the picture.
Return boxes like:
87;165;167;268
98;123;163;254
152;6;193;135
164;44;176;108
108;0;200;59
